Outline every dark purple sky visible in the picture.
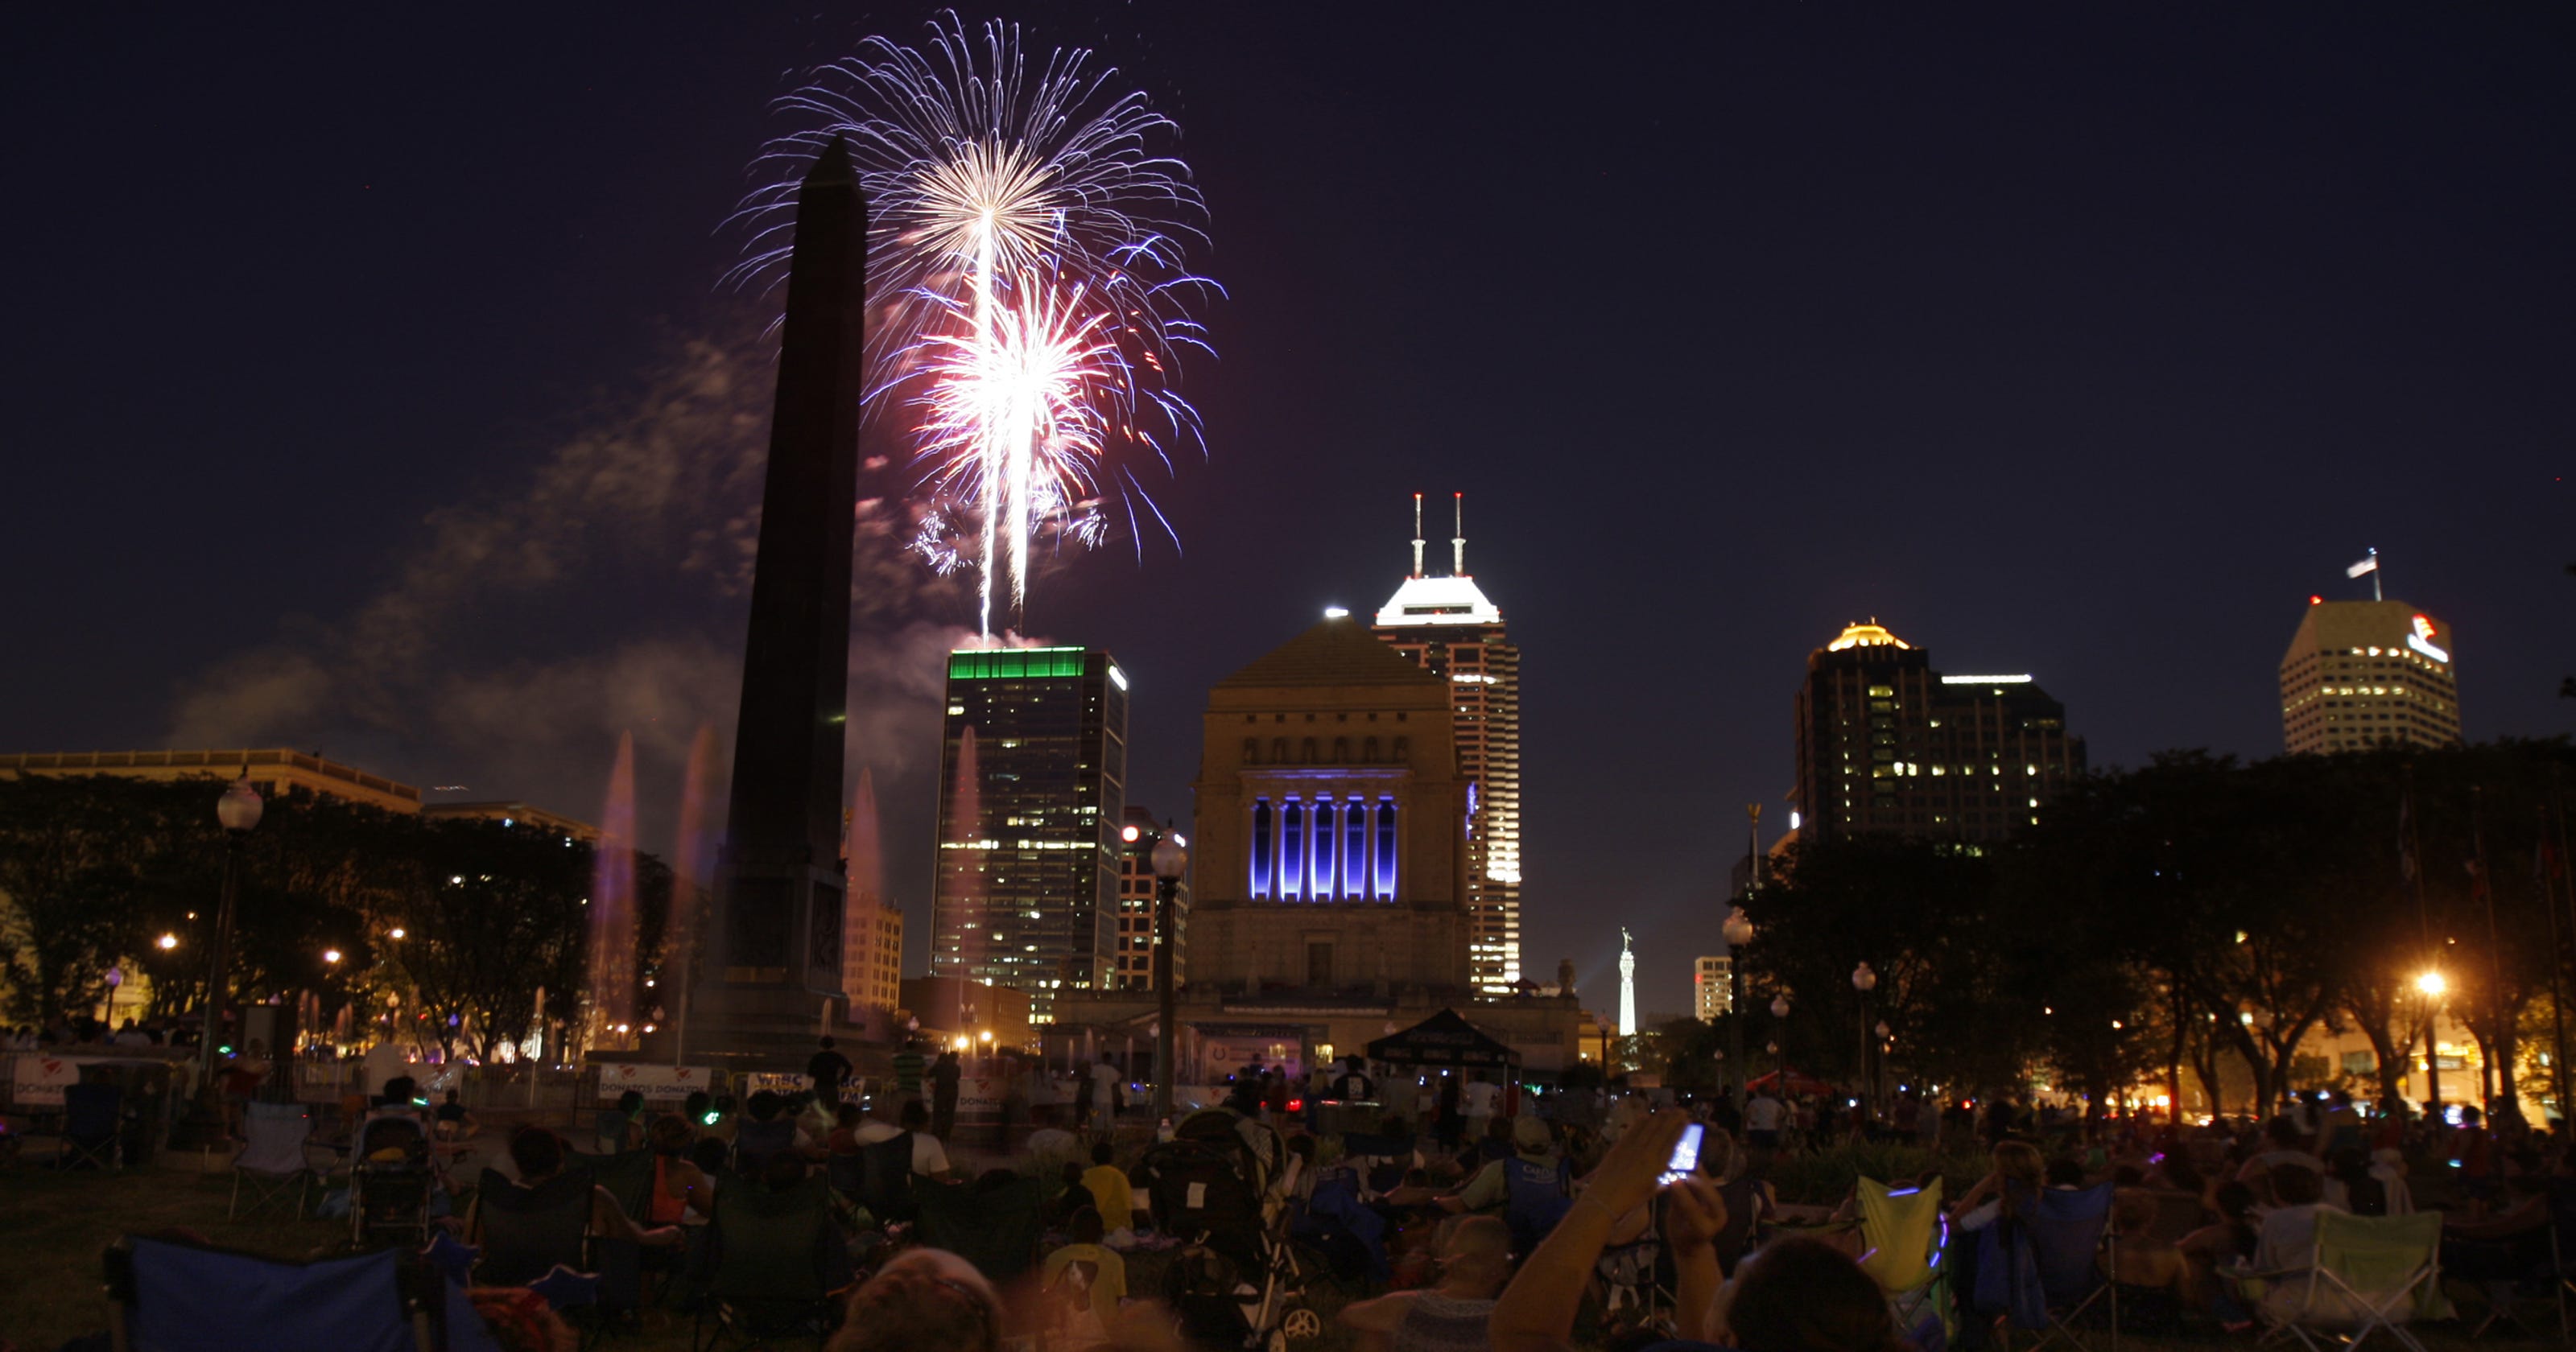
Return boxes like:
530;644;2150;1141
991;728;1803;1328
6;4;2570;1015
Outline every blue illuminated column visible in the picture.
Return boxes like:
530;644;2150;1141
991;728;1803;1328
1343;797;1367;899
1250;798;1273;899
1282;800;1305;901
1313;802;1335;903
1374;798;1398;901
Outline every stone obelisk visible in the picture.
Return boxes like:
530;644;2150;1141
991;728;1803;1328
681;139;868;1067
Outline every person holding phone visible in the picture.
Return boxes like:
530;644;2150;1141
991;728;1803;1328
1488;1111;1730;1350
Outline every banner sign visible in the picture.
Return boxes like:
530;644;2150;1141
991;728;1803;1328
595;1062;714;1102
10;1055;83;1107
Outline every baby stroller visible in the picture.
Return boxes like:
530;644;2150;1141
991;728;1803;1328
349;1107;438;1248
1139;1112;1326;1350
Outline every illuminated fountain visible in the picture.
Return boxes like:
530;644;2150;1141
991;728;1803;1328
585;732;638;1052
665;723;718;1062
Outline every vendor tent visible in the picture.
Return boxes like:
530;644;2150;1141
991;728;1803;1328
1744;1066;1836;1098
1365;1008;1520;1069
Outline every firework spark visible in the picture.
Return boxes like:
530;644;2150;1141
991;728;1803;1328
733;11;1216;635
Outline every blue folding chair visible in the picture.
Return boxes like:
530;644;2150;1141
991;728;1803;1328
59;1081;125;1171
1979;1181;2114;1352
104;1234;430;1352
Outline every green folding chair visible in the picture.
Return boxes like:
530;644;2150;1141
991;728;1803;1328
1857;1177;1953;1351
2244;1210;2446;1352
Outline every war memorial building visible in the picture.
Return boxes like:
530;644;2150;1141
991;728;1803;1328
1055;614;1581;1086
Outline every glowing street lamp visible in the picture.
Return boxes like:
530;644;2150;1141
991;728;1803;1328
1852;962;1879;1116
156;933;179;951
200;776;264;1095
2417;970;2447;1107
1150;822;1189;1119
322;949;344;965
1722;906;1753;1101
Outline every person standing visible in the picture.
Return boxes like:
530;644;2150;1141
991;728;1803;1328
1088;1057;1121;1139
807;1036;855;1110
890;1038;927;1108
931;1047;963;1141
1461;1073;1501;1145
1742;1084;1786;1152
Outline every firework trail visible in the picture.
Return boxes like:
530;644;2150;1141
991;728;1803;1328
733;11;1216;636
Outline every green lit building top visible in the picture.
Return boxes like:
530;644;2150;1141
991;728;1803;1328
929;646;1129;1022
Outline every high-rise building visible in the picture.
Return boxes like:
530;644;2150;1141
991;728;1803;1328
1113;806;1189;990
841;902;903;1016
1790;620;2087;843
929;646;1129;1022
2279;600;2461;755
1693;955;1731;1021
1374;493;1522;994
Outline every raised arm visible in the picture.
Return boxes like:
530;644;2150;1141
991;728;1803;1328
1490;1111;1688;1352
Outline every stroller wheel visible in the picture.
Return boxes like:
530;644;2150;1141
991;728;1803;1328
1280;1307;1324;1342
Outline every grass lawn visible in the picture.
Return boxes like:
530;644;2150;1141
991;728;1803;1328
14;1156;2539;1352
0;1156;1365;1352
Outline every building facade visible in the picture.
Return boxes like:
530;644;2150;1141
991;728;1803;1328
1113;806;1190;991
2;748;425;815
1373;496;1522;994
2279;600;2461;755
929;646;1129;1022
1055;612;1580;1081
841;901;903;1018
1790;621;2087;842
1693;955;1731;1021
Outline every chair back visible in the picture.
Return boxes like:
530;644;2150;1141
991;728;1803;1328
859;1130;919;1222
590;1149;655;1223
1856;1176;1945;1294
236;1102;312;1175
2013;1181;2112;1306
917;1172;1048;1284
66;1082;122;1138
475;1165;595;1286
733;1118;798;1174
109;1235;419;1352
710;1173;838;1302
2314;1210;2445;1321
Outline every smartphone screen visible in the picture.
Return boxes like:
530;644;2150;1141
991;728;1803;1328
1661;1123;1705;1185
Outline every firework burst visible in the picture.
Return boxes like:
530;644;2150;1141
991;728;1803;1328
733;10;1216;635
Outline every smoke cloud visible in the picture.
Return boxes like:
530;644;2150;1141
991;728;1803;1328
163;313;989;946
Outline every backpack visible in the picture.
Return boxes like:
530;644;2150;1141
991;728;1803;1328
1503;1155;1575;1255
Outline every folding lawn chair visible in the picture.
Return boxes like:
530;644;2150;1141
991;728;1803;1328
1980;1181;2113;1352
1857;1177;1951;1352
230;1100;318;1219
2243;1210;2444;1352
103;1233;438;1352
916;1171;1046;1285
697;1173;848;1352
58;1081;125;1171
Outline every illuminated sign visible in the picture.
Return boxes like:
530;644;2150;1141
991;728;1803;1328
2405;615;2449;663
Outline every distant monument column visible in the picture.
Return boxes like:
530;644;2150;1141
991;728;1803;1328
1618;928;1637;1038
681;139;869;1066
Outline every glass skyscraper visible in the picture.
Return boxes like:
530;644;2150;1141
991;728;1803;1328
929;646;1128;1022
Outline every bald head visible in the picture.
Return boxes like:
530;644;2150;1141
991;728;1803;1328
1440;1214;1514;1292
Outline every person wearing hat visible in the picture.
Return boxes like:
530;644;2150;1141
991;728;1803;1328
1437;1115;1571;1239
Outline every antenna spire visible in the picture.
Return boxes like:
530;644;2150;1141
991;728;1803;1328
1451;491;1466;575
1410;493;1424;579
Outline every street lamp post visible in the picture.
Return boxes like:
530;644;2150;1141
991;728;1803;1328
1852;962;1879;1120
1769;993;1790;1081
1150;822;1188;1122
1723;908;1754;1103
2416;971;2447;1113
199;777;265;1098
1875;1020;1893;1110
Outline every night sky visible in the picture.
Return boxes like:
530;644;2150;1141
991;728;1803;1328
7;5;2571;1016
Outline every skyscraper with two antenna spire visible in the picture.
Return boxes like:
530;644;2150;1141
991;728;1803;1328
1373;493;1524;994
